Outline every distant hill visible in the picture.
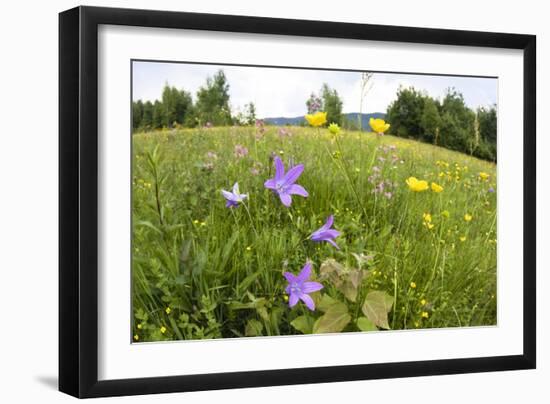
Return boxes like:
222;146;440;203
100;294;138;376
264;112;386;128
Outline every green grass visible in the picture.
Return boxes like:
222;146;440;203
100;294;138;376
131;125;497;342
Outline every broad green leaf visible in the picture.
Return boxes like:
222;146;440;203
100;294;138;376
361;291;394;329
290;315;314;334
356;316;377;331
312;301;351;334
342;280;358;302
320;259;346;277
317;294;338;312
245;319;263;337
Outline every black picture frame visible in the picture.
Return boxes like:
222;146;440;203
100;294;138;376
59;5;536;398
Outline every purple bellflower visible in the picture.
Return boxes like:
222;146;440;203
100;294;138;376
264;156;308;207
310;215;341;249
284;262;323;311
221;182;248;208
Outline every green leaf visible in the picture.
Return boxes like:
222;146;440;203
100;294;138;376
317;294;338;312
313;301;351;334
342;280;358;302
356;316;377;331
245;319;263;337
136;220;163;234
291;315;314;334
361;291;394;330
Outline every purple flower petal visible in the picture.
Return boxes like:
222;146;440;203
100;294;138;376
322;229;341;239
279;193;292;207
300;294;315;311
287;184;309;197
222;190;237;201
297;262;312;282
289;293;299;307
282;164;304;185
264;178;277;189
322;215;334;231
327;239;340;249
302;281;323;293
283;272;297;283
274;156;285;181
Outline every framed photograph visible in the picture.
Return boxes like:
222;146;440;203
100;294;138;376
59;6;536;398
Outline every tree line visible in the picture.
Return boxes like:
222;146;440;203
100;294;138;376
386;86;497;161
133;69;497;161
132;70;258;131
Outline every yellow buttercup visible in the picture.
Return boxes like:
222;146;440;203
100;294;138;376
431;182;444;193
305;111;327;127
406;177;429;192
369;118;390;134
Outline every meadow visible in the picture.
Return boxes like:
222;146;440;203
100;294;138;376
131;122;497;342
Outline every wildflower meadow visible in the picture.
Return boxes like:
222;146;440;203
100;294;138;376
131;115;497;342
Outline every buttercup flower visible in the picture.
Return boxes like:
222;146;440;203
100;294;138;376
328;122;341;136
406;177;429;192
310;215;341;249
479;172;490;181
305;111;327;127
284;262;323;311
221;182;248;208
431;182;444;193
264;157;309;207
369;118;390;134
464;214;473;222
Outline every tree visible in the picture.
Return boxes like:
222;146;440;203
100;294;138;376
195;70;232;126
321;83;343;125
477;105;497;143
141;101;153;130
161;84;193;128
152;100;163;129
386;86;426;138
245;103;257;125
420;98;441;144
132;100;143;130
438;89;475;152
476;105;497;161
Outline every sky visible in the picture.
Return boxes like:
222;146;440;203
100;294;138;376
132;61;497;118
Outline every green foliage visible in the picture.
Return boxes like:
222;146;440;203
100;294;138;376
312;296;351;334
195;70;232;126
386;86;426;138
386;86;497;161
361;290;394;329
132;100;143;130
321;83;344;125
132;125;497;342
161;84;193;128
420;97;441;144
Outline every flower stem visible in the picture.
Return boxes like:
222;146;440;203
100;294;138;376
334;136;369;224
243;201;259;238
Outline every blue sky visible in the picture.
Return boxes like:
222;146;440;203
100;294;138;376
132;61;497;118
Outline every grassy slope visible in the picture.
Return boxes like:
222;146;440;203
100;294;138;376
131;126;497;341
